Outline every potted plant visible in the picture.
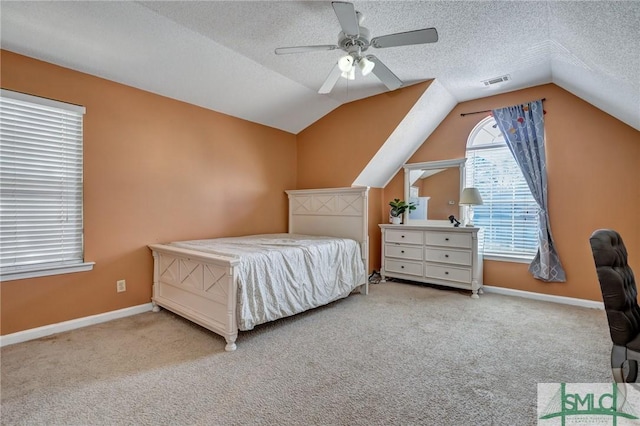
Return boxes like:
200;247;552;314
389;198;416;224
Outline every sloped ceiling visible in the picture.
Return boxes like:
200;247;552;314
1;1;638;135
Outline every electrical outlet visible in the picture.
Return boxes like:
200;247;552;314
116;279;126;293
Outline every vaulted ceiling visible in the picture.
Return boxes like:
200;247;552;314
1;1;638;134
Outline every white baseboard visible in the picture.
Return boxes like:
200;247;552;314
0;303;153;348
483;285;604;310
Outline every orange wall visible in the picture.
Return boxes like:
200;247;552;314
297;81;432;271
0;51;297;335
386;84;640;301
297;81;431;189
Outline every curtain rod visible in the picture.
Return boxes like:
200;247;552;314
460;98;546;117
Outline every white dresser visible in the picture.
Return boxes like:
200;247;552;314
379;224;483;298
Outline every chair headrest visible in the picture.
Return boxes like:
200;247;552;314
590;229;628;269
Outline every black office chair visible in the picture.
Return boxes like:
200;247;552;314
590;229;640;383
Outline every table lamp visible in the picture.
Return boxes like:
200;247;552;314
459;187;483;227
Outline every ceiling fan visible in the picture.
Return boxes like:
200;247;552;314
274;1;438;94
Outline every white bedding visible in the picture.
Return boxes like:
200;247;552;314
170;233;365;330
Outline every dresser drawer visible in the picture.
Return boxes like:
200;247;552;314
385;259;423;277
384;229;423;244
385;229;423;245
424;247;472;266
424;231;472;249
425;264;472;284
385;244;423;261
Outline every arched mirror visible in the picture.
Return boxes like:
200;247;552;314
403;158;466;226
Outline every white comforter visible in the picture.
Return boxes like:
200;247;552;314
170;234;365;330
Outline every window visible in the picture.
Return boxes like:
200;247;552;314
465;116;538;261
0;89;93;281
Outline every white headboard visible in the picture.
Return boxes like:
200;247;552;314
285;187;369;273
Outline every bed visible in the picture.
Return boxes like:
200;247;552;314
148;187;369;351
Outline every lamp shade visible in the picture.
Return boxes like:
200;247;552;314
338;55;354;72
459;187;483;205
341;67;355;80
357;56;375;76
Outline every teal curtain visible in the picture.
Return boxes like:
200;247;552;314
492;100;566;282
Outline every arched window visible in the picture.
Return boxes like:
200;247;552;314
465;116;538;260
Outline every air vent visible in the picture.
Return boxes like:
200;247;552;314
482;74;511;86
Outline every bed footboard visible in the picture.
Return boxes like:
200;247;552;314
149;244;241;351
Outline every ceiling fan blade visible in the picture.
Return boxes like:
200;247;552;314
332;1;359;37
367;55;402;91
318;64;342;94
371;28;438;49
275;45;339;55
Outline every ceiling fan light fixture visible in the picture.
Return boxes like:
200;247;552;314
337;55;354;72
275;2;439;95
357;56;375;76
341;67;355;80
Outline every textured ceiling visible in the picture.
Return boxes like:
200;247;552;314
1;1;639;134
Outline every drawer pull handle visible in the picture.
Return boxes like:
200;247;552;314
445;254;449;258
445;238;449;241
445;271;449;275
401;265;405;269
401;235;405;238
401;250;405;253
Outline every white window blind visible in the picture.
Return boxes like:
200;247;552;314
465;116;538;260
1;89;87;278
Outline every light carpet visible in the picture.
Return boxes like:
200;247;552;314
0;282;612;425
